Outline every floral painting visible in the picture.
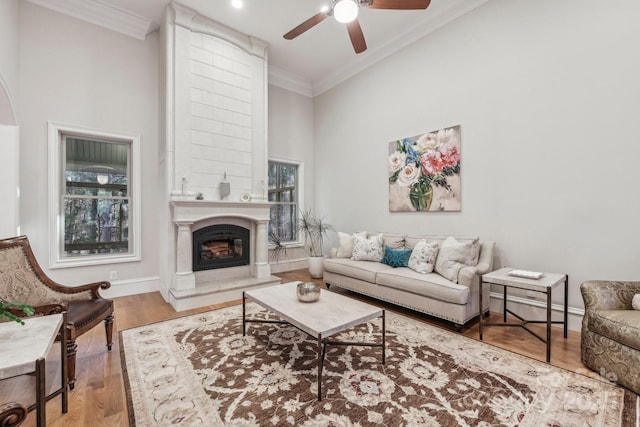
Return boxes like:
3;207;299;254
388;125;461;212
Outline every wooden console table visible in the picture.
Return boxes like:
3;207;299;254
479;268;568;362
0;313;68;426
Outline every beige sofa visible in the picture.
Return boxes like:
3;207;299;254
323;233;495;331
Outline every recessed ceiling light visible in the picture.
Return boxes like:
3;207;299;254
231;0;243;8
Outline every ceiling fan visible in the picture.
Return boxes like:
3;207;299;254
283;0;431;54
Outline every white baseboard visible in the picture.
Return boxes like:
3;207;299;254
269;258;307;274
100;276;160;299
489;291;584;332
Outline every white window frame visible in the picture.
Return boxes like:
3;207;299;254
48;122;141;268
268;158;304;247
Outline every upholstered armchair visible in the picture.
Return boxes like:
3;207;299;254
580;280;640;394
0;236;114;390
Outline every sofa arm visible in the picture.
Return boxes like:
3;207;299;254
458;241;495;287
458;261;492;286
581;280;640;311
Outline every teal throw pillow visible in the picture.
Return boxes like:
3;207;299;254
381;245;412;268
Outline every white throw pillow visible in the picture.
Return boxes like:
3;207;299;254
633;294;640;310
434;237;480;283
408;240;440;274
335;231;366;258
381;233;406;249
351;233;384;262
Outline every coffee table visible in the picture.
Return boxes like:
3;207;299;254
242;282;385;400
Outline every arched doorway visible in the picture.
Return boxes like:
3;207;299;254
0;77;17;126
0;76;20;238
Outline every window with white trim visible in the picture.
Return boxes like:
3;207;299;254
268;161;299;243
48;123;141;268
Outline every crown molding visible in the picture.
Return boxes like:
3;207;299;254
26;0;157;40
312;0;488;96
268;66;313;98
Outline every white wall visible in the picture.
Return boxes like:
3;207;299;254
18;2;160;296
267;84;316;267
0;0;20;125
313;0;640;314
268;84;315;208
0;126;19;238
0;0;21;236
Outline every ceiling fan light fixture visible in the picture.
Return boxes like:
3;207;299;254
334;0;358;23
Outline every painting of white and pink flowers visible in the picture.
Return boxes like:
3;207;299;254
388;125;461;212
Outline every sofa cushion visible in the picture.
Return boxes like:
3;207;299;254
376;268;470;305
434;237;480;283
352;234;384;262
335;231;366;258
588;309;640;351
405;235;478;249
381;246;412;268
405;236;444;249
379;233;406;249
324;258;393;283
408;240;440;274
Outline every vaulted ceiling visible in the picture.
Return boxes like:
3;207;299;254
26;0;487;96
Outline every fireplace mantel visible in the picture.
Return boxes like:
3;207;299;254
171;199;273;224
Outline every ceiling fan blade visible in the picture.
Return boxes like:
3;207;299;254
367;0;431;10
346;19;367;54
283;12;328;40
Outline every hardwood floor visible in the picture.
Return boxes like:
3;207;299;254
1;269;592;426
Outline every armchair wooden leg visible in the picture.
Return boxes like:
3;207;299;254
66;340;78;390
0;402;27;427
105;314;114;351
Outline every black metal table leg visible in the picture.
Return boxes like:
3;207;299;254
503;285;508;322
61;312;68;413
563;275;568;338
546;289;552;363
242;292;246;336
317;334;322;401
479;278;484;340
381;310;386;364
35;358;45;427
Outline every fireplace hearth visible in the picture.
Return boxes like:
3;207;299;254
193;224;250;271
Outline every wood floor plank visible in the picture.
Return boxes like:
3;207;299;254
1;269;595;426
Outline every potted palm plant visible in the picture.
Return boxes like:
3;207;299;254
298;209;334;278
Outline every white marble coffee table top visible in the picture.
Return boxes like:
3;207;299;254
244;282;383;338
483;267;566;292
0;313;63;379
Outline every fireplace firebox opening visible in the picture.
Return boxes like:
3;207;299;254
193;224;250;271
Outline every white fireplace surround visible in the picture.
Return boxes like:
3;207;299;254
169;199;279;310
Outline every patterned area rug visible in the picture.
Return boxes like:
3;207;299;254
120;303;637;426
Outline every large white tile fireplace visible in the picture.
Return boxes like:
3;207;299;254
169;199;279;311
160;3;280;310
